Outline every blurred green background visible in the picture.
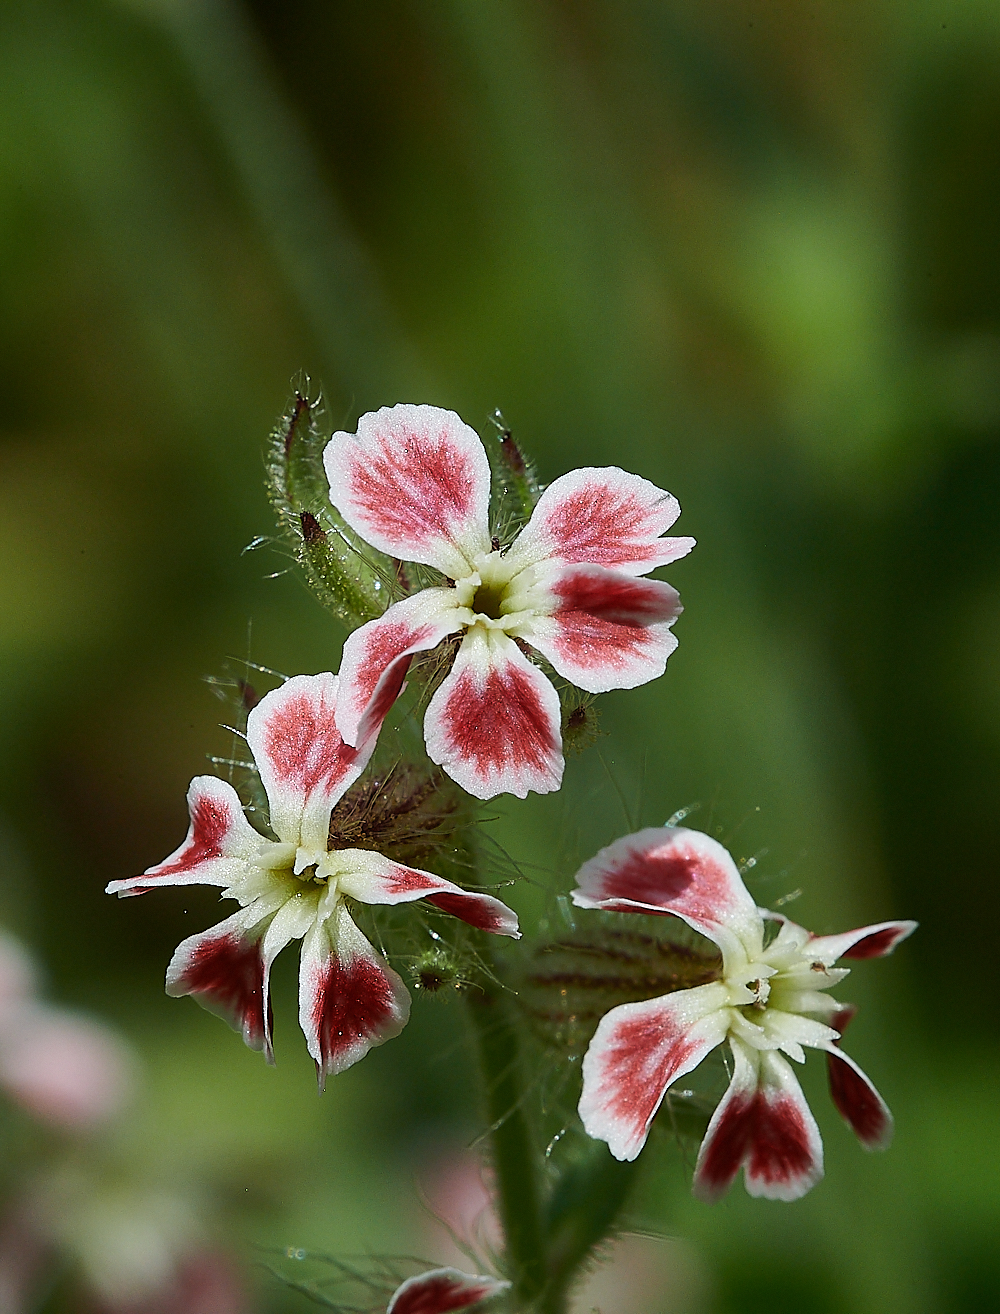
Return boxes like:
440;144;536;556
0;1;997;1310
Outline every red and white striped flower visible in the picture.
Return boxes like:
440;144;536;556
106;674;519;1083
324;404;692;800
572;826;916;1201
386;1268;510;1314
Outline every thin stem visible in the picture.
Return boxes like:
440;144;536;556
467;985;547;1308
540;1147;638;1314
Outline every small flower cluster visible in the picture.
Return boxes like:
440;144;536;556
111;404;691;1078
325;405;691;799
110;399;915;1227
108;671;519;1083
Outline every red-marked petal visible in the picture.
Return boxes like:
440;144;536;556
424;629;563;800
571;827;760;953
324;404;491;577
299;903;410;1084
337;852;520;938
166;908;274;1055
336;591;463;746
825;1045;893;1150
693;1043;824;1203
524;564;681;693
579;984;730;1161
106;776;263;898
247;673;376;850
808;920;918;964
387;1268;511;1314
508;467;694;577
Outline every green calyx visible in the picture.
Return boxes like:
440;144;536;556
519;920;723;1057
485;410;544;544
265;390;393;629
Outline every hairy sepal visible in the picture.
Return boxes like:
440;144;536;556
485;411;543;544
519;916;722;1057
266;390;394;628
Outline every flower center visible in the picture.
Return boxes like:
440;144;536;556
471;578;508;620
455;551;524;625
289;846;344;888
723;958;776;1010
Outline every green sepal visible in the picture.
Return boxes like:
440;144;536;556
485;409;543;544
518;918;722;1057
265;390;394;629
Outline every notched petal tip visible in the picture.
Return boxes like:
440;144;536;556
104;879;147;899
693;1046;824;1203
299;907;411;1081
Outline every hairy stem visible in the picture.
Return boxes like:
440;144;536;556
467;985;547;1308
540;1146;639;1313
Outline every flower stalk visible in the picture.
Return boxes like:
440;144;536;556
466;981;547;1309
539;1146;638;1314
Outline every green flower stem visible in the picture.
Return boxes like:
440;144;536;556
540;1147;639;1314
467;984;547;1308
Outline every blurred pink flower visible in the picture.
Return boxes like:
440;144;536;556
84;1252;247;1314
569;1234;707;1314
0;932;136;1131
33;1170;242;1314
0;1005;135;1130
0;933;37;1011
419;1152;501;1264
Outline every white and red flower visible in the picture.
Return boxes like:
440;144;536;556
106;673;519;1083
324;405;693;800
386;1268;510;1314
572;826;916;1201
